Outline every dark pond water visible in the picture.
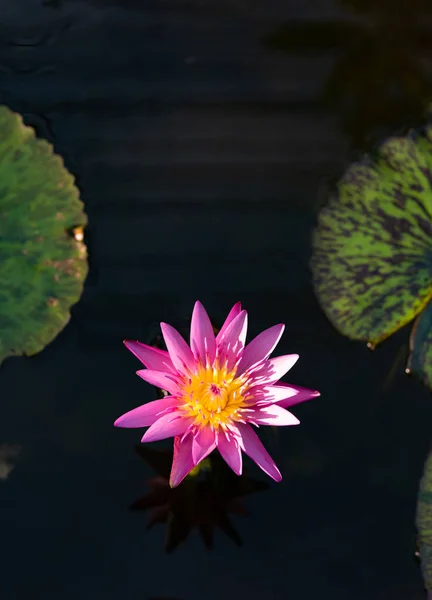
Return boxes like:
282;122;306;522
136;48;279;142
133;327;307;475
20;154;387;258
1;0;432;598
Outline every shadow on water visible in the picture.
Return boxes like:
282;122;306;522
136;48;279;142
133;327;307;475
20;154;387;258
131;445;269;552
264;0;432;149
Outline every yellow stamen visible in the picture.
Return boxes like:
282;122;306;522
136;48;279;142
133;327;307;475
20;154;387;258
178;361;248;430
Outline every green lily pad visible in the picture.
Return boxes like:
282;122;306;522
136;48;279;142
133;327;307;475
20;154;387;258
311;128;432;347
407;301;432;389
0;105;88;364
311;123;432;595
417;446;432;595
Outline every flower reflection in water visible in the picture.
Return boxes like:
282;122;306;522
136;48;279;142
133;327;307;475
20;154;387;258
130;445;269;552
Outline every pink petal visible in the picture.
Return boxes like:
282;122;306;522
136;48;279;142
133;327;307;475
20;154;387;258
246;354;299;386
237;324;285;375
219;309;248;348
136;369;180;396
217;433;242;475
192;427;216;464
141;412;193;443
123;340;176;373
114;397;178;428
252;404;300;426
170;434;195;487
275;384;320;408
257;384;300;404
216;310;248;369
190;301;216;364
216;302;242;343
160;322;196;374
255;383;320;407
264;354;299;383
236;423;282;482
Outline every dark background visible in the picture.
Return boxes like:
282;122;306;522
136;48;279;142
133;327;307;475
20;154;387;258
1;1;432;598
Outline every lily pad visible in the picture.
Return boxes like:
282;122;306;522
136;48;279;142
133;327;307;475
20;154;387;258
311;127;432;348
311;124;432;596
0;105;88;364
417;446;432;596
407;302;432;389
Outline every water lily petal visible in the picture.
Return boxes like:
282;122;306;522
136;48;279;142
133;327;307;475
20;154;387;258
136;369;180;396
237;324;285;375
192;427;216;464
123;340;176;373
217;433;242;475
114;397;178;428
217;309;248;348
217;310;248;367
252;404;300;426
266;354;299;382
160;322;195;374
170;434;195;487
256;383;299;404
274;384;321;408
141;412;193;443
216;302;242;343
237;422;282;482
190;300;216;364
248;354;300;385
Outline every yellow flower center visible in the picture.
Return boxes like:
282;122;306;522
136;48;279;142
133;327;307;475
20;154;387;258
178;362;249;430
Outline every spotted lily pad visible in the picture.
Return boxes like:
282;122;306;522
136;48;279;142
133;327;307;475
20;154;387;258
417;446;432;596
406;302;432;389
0;105;88;364
311;127;432;350
311;124;432;596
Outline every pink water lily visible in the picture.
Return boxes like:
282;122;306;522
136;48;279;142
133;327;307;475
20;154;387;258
115;301;319;487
